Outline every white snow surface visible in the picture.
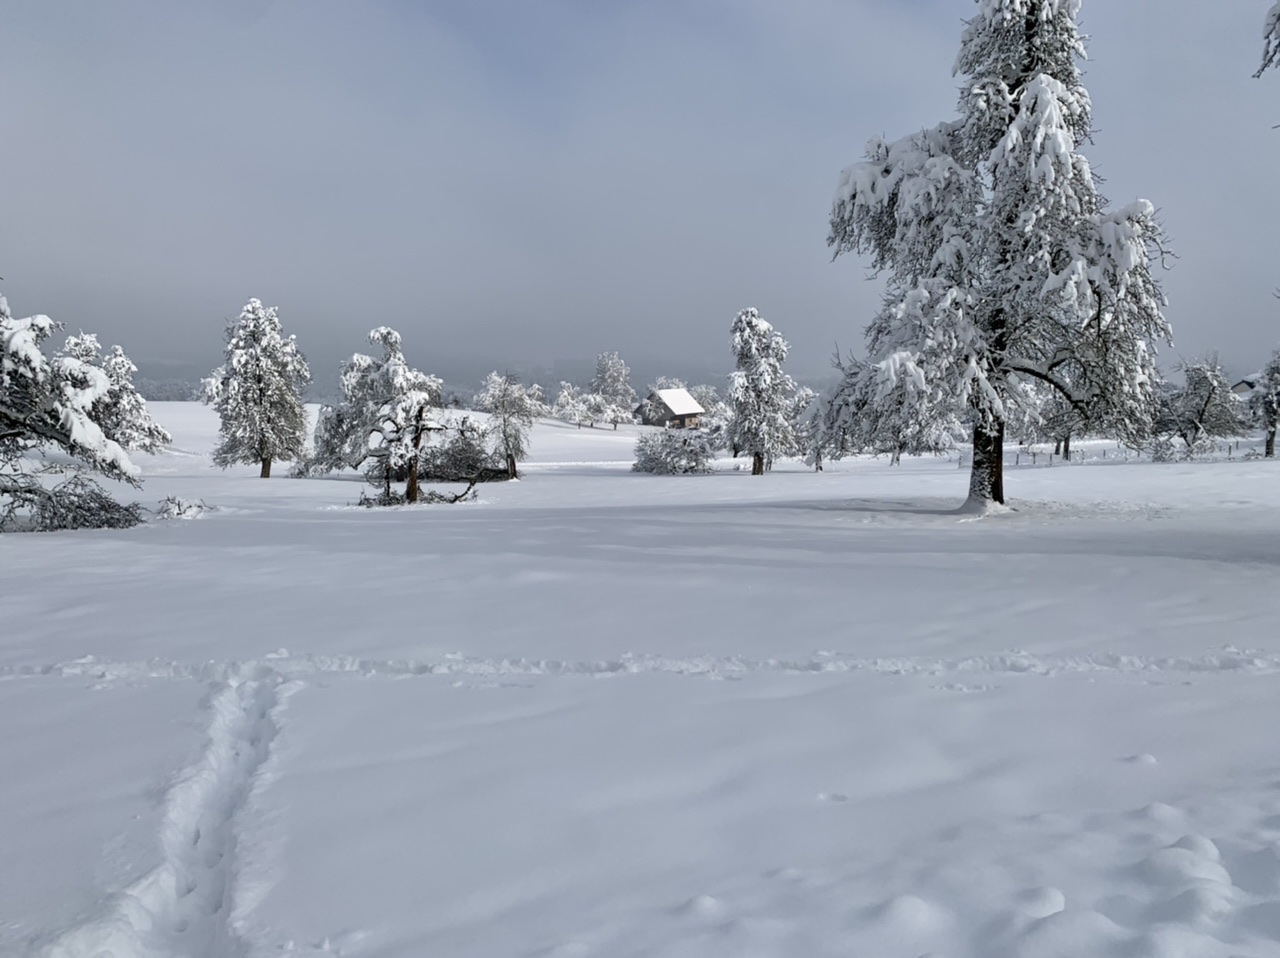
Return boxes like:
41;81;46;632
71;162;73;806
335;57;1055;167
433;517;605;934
5;404;1280;958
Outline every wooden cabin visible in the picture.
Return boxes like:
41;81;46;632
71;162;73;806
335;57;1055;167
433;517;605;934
635;388;705;429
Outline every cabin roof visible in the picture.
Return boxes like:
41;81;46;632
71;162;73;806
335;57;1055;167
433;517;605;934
653;388;704;416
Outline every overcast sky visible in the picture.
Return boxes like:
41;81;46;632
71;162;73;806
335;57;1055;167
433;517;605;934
3;1;1278;388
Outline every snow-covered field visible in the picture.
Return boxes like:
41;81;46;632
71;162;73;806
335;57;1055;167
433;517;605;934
5;403;1280;958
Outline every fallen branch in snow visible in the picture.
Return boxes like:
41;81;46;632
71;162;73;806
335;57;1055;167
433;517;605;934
0;473;145;532
357;477;479;508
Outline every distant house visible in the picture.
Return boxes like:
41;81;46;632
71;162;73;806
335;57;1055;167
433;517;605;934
635;388;704;429
1232;377;1259;397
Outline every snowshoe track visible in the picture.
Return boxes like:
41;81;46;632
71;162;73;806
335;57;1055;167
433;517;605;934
36;671;282;958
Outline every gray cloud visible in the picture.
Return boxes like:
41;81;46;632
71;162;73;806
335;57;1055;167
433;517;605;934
2;1;1277;390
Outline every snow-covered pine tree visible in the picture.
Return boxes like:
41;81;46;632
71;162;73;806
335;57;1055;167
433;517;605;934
311;327;443;502
1155;358;1248;456
588;351;638;429
728;308;798;475
0;293;146;530
1260;2;1280;75
475;372;546;479
59;334;171;454
204;299;310;478
1246;349;1280;457
829;0;1171;507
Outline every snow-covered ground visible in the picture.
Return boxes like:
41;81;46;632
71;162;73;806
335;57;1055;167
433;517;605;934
5;403;1280;958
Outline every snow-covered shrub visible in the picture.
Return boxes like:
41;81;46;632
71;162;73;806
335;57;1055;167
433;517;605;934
632;430;715;475
154;496;209;520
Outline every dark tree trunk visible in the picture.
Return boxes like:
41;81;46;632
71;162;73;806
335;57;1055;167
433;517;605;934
1267;424;1276;459
968;421;1005;505
751;452;765;476
613;422;618;431
260;457;272;479
1053;439;1061;456
405;460;420;503
506;452;518;480
1062;432;1071;462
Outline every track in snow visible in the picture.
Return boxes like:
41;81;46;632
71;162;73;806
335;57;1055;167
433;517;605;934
35;670;283;958
4;645;1280;688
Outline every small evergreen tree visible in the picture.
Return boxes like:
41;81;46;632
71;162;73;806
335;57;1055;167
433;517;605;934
59;334;171;454
204;299;310;478
688;383;733;450
727;308;798;476
475;372;546;478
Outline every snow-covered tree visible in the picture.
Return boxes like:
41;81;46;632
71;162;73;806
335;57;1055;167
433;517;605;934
59;334;171;454
633;429;715;475
688;383;733;449
727;308;799;475
587;352;638;429
552;382;592;429
1260;2;1280;75
829;0;1171;506
1155;359;1248;455
474;372;546;479
1;294;146;530
311;327;443;503
1245;349;1280;457
204;299;310;478
822;353;964;465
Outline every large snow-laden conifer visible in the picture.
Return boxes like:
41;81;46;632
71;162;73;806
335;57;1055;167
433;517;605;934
204;299;310;478
829;0;1171;506
474;372;546;479
727;308;798;475
311;327;443;502
0;293;145;530
59;334;171;454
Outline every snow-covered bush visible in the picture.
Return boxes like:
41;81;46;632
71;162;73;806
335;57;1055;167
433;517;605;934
632;430;714;475
204;299;310;478
155;496;210;520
